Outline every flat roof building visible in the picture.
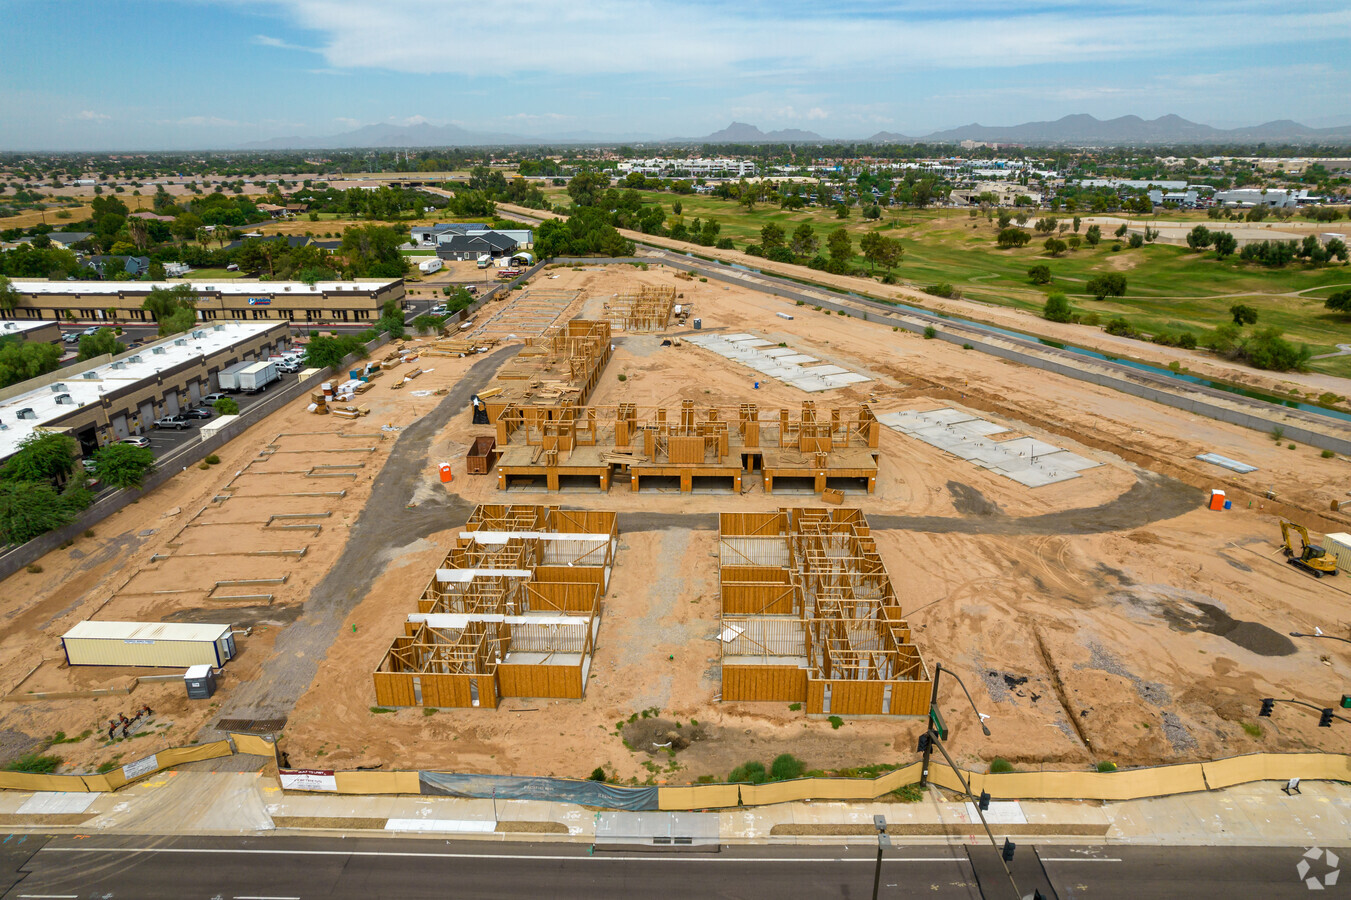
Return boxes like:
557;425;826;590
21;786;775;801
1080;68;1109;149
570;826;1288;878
3;279;405;325
0;319;62;345
0;320;289;461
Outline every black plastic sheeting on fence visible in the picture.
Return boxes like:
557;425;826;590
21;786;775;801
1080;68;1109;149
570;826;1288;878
420;772;659;810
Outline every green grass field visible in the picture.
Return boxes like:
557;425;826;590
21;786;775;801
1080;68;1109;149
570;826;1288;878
541;187;1351;376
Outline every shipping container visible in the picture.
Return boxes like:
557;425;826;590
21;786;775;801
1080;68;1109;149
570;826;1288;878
62;621;235;668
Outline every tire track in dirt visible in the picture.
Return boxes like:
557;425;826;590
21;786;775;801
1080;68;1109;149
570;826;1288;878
617;471;1201;537
197;345;518;736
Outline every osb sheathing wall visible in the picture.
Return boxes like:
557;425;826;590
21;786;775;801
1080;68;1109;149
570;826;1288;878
373;671;501;709
722;665;809;702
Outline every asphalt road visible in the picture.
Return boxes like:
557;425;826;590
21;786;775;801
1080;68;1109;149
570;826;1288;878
3;836;1346;900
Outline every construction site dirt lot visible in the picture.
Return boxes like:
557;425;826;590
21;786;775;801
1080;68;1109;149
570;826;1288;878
3;262;1351;787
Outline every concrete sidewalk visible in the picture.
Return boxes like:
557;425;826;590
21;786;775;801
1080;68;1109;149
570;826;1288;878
3;770;1351;847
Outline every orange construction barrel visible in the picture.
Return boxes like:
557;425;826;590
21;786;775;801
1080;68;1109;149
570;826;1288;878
439;463;454;484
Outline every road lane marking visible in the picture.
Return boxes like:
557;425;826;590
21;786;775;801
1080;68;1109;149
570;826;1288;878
18;894;80;898
1040;858;1122;862
234;896;301;899
40;847;965;864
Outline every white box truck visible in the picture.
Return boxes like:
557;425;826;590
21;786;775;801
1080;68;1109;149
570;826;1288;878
216;360;253;392
419;257;443;275
477;254;493;268
236;360;279;393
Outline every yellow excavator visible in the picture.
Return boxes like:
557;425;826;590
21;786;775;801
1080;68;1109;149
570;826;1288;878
1280;521;1339;578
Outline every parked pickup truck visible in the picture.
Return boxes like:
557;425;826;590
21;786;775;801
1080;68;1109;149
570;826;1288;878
154;414;193;430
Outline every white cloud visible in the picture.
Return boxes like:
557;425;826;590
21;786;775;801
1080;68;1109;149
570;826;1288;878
252;33;314;52
229;1;1351;77
177;116;243;127
75;110;110;121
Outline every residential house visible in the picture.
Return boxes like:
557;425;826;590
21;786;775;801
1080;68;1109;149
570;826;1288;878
85;255;150;278
434;231;520;261
46;232;94;249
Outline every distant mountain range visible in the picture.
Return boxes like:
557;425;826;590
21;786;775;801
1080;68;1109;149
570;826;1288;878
241;114;1351;150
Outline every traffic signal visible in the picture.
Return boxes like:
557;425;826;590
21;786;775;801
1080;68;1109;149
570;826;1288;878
1319;708;1335;727
1259;698;1275;717
978;791;991;811
1002;839;1016;862
916;732;932;753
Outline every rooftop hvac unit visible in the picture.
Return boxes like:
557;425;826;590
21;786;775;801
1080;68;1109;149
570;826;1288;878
16;408;36;420
174;338;186;346
152;347;166;354
1;323;17;332
110;362;125;369
190;330;205;338
54;394;74;405
49;383;67;392
128;355;142;363
82;371;98;379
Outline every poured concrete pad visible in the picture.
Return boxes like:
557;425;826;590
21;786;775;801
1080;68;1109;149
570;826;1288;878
18;792;97;815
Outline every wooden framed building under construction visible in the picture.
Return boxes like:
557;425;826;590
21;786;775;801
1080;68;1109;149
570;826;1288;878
476;319;614;423
372;504;618;709
600;284;677;332
492;400;880;495
717;508;930;717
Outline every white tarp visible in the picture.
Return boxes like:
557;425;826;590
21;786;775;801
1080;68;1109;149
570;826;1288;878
434;568;533;582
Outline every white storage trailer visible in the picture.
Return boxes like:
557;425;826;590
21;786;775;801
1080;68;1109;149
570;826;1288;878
236;360;279;393
61;621;236;668
418;257;443;274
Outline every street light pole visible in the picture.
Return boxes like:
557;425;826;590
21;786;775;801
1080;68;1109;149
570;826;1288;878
871;815;889;900
1290;631;1351;645
920;663;991;788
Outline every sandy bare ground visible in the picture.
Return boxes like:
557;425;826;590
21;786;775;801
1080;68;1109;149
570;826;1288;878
4;265;1351;787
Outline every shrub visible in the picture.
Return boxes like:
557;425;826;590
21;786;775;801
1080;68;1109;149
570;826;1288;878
198;462;210;470
83;529;94;538
1270;426;1285;443
828;715;844;730
1104;317;1134;337
989;757;1015;774
5;752;62;774
923;325;936;339
617;374;627;382
788;702;802;711
369;706;394;714
97;761;117;774
1042;292;1072;323
1096;760;1117;773
1288;443;1296;450
1240;722;1262;738
769;753;806;781
729;761;768;784
212;398;239;416
962;343;973;350
204;454;220;465
25;564;42;574
589;767;607;782
1323;450;1336;459
423;707;438;716
924;283;960;299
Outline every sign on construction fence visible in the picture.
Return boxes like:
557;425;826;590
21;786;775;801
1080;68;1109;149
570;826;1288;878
280;768;337;792
122;754;159;781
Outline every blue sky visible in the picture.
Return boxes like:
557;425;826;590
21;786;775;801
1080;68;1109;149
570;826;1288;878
3;0;1351;150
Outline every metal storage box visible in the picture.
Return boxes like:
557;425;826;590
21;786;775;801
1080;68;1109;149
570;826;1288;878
1322;532;1351;572
61;621;235;668
184;664;217;699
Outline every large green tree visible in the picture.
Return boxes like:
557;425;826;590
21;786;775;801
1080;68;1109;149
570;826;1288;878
0;340;61;389
91;441;156;490
77;327;121;361
1085;273;1128;301
142;284;199;336
1;432;77;485
0;480;73;544
0;274;17;313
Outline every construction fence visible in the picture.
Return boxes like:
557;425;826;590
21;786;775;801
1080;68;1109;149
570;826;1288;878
4;745;1350;808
